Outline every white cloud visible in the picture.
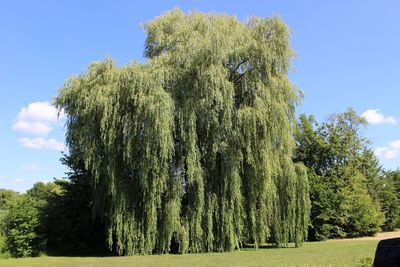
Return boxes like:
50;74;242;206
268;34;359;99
19;137;66;151
14;178;26;184
385;151;399;159
375;147;399;159
390;140;400;150
21;163;46;172
13;101;65;135
361;109;397;125
16;101;64;123
12;121;53;135
13;177;51;187
376;140;400;159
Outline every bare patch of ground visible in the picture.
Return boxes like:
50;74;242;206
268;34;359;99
329;231;400;242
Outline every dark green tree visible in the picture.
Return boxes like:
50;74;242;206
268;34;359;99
44;154;107;255
340;165;384;237
55;9;310;255
294;109;384;240
0;189;19;255
3;195;45;257
26;182;58;201
0;189;19;211
377;170;400;231
2;182;59;257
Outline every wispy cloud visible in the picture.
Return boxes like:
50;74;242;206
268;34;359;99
13;101;65;135
375;147;399;159
361;109;397;125
375;139;400;159
21;163;46;172
19;137;65;151
14;178;26;184
13;177;51;186
390;140;400;150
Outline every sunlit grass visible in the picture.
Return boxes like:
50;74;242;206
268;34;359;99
0;240;378;267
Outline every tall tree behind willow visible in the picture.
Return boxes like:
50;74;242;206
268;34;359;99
294;110;384;240
55;9;310;255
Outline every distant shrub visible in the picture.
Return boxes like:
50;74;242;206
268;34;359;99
3;195;45;257
0;231;6;254
356;256;373;267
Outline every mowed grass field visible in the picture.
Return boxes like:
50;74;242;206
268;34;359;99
0;240;379;267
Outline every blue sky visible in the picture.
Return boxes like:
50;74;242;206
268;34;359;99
1;1;400;192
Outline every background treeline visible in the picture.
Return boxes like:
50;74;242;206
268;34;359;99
0;155;108;258
1;109;399;257
294;109;400;241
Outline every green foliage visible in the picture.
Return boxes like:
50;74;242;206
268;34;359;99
350;130;400;233
0;211;6;255
3;195;45;257
378;170;400;231
0;189;19;210
1;182;58;258
44;155;107;255
340;167;384;237
0;189;19;256
55;9;310;255
294;109;384;240
0;232;6;254
26;182;58;201
1;172;106;258
357;257;373;267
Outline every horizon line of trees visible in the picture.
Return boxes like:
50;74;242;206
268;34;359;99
1;109;400;258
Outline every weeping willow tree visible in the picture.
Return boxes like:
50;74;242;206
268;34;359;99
55;9;310;255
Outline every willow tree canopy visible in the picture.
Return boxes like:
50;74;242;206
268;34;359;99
55;9;310;255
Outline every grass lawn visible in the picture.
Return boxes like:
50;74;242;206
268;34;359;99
0;240;378;267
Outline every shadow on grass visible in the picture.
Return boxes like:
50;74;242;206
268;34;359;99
241;243;298;250
42;242;300;258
